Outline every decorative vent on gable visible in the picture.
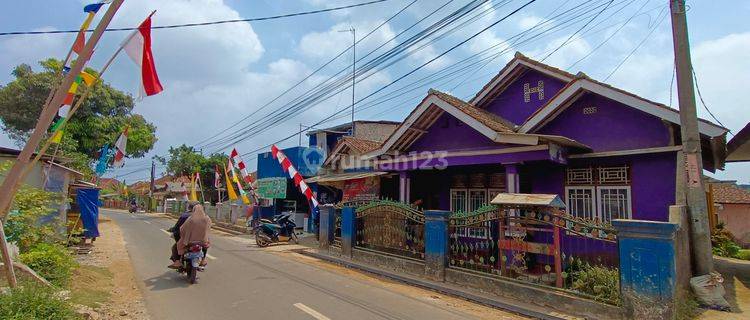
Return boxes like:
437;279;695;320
523;80;544;102
566;168;593;184
598;166;630;184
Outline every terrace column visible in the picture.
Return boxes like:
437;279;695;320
399;171;410;203
319;205;335;250
612;219;679;319
504;164;519;193
424;210;451;282
341;206;356;258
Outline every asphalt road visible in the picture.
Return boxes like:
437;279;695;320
105;209;513;320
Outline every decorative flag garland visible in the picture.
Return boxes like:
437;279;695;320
112;127;128;167
214;165;221;189
271;145;318;208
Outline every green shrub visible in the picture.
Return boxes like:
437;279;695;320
19;243;78;287
0;282;80;320
737;249;750;261
712;223;742;258
571;263;621;305
0;161;64;253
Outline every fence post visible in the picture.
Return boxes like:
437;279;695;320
424;210;450;282
612;219;679;319
341;206;356;258
319;205;335;250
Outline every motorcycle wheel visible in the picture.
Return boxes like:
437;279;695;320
255;230;269;247
290;232;299;244
188;265;197;284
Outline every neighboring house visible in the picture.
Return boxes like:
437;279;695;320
306;120;400;157
313;52;729;225
97;177;123;193
0;147;84;230
711;181;750;247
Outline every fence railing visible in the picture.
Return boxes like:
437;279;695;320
355;200;425;260
448;205;620;305
332;208;342;248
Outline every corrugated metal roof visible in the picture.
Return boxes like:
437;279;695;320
490;193;566;208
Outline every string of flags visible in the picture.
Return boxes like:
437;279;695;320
271;145;318;208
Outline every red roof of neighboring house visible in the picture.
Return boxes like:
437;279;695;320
712;183;750;204
97;178;122;190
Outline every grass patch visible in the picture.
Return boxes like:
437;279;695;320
0;281;81;320
736;249;750;261
68;265;113;308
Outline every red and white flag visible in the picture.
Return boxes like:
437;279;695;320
122;15;163;97
214;165;221;188
230;148;253;184
112;127;128;167
271;145;318;208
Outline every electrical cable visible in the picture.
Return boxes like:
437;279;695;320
0;0;392;36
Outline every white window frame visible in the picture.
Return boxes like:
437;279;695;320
450;188;468;213
467;188;488;212
565;186;596;221
597;186;632;221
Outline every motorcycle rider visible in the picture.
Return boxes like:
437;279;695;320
168;202;195;269
176;204;212;267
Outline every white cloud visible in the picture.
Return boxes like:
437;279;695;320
518;15;544;30
298;20;396;60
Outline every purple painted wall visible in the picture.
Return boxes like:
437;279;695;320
408;112;497;152
481;70;567;125
536;93;673;152
527;152;677;222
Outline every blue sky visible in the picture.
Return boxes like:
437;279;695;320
0;0;748;183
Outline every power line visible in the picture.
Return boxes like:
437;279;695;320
603;5;668;81
692;68;732;135
541;0;614;62
0;0;392;36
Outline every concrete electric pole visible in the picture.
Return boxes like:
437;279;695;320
669;0;713;276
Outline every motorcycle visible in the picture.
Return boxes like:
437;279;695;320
250;212;299;247
178;242;207;284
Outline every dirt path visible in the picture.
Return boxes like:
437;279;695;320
75;217;150;320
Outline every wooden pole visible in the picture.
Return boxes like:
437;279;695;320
0;0;124;288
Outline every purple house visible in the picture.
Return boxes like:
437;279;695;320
336;52;730;224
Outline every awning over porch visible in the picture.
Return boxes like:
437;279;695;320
305;171;388;184
490;193;566;208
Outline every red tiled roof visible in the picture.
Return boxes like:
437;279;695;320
339;136;382;154
712;183;750;204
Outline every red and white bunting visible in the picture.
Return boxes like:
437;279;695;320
271;145;318;208
230;148;253;184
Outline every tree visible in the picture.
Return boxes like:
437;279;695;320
0;58;157;172
161;145;228;203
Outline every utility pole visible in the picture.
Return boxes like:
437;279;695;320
339;27;356;137
670;0;713;275
0;0;125;288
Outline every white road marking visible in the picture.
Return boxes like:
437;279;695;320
293;303;331;320
160;229;171;236
143;220;151;224
206;254;217;260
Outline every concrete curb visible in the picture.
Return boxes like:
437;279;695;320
298;249;574;320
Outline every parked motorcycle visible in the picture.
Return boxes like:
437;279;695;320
178;242;207;284
128;203;138;213
251;212;299;247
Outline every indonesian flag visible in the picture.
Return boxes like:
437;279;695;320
214;165;221;188
112;127;128;167
230;148;253;183
122;16;163;97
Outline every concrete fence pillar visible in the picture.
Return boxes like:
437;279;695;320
341;207;356;258
229;204;238;223
424;210;451;282
319;205;335;250
612;219;679;319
